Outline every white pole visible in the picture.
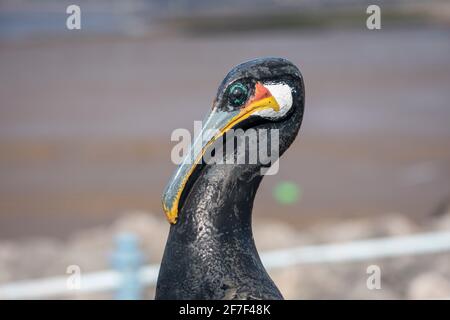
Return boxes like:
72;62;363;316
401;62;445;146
0;231;449;299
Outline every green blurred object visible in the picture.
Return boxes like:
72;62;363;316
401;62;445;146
273;181;301;205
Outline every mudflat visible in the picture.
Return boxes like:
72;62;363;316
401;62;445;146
1;27;449;239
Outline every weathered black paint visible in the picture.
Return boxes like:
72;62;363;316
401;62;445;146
156;57;305;300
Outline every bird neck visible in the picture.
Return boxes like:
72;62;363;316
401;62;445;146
179;163;262;250
156;164;283;299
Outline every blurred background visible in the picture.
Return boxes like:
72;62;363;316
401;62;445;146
0;0;450;299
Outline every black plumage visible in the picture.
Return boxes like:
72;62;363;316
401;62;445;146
156;57;305;300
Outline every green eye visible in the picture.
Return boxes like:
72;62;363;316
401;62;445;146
228;82;248;107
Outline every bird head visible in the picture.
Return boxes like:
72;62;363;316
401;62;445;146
162;57;304;224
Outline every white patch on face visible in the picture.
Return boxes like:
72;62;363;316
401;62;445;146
254;83;293;120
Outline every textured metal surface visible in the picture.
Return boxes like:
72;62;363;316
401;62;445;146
156;57;305;300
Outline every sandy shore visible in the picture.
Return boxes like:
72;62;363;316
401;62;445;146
1;211;449;299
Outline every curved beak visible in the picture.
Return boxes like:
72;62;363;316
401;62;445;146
162;82;280;224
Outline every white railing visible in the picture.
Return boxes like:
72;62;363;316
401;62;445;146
1;231;450;299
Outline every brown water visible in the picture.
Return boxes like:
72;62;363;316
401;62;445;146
1;27;450;239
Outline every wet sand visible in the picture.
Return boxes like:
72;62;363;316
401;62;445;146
1;27;450;239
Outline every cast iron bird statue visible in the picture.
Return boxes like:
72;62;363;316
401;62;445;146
155;57;304;300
